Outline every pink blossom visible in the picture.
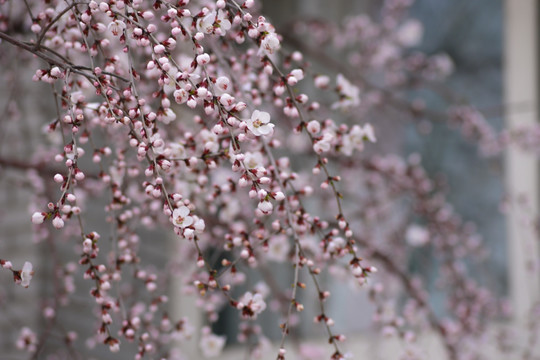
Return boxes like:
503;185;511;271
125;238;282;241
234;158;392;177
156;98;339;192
259;33;280;56
172;206;193;228
31;212;46;224
257;200;273;214
20;262;33;288
238;291;267;319
199;328;226;358
247;110;274;136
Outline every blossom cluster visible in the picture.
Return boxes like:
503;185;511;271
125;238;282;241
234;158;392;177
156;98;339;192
0;0;526;360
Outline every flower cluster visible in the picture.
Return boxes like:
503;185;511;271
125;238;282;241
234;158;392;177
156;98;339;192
0;0;522;360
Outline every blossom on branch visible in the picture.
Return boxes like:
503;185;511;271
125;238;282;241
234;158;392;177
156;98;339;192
171;206;194;228
238;291;267;319
247;110;274;136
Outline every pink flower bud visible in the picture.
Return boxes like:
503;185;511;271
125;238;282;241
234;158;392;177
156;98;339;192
32;212;46;224
52;216;64;229
196;53;210;65
257;201;273;214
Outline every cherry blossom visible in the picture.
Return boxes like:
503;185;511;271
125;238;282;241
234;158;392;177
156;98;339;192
171;206;194;228
238;291;267;319
259;33;281;56
31;212;45;224
16;327;37;352
266;235;290;262
247;110;274;136
341;124;377;155
20;262;33;288
333;74;360;109
0;0;520;359
199;328;226;358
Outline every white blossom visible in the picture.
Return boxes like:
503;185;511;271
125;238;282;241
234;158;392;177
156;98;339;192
172;206;193;228
16;327;37;352
267;235;290;262
259;33;280;56
31;212;45;224
238;291;267;319
197;11;216;34
247;110;274;136
108;19;126;36
200;331;226;358
258;200;273;214
20;262;33;288
341;124;376;156
332;74;360;109
243;151;264;169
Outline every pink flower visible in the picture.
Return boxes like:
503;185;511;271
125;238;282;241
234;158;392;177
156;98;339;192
332;74;360;109
267;235;290;262
21;262;33;288
259;33;280;56
341;124;376;156
362;123;377;143
238;291;267;319
172;206;193;228
247;110;274;136
108;20;125;36
307;120;321;134
16;327;37;352
52;215;64;229
199;329;226;358
257;200;273;214
197;11;216;34
31;212;46;224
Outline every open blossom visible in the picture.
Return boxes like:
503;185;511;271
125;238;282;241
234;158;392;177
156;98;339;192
238;291;267;319
200;330;226;358
259;33;280;56
267;235;290;262
197;12;215;34
243;151;264;169
16;327;37;352
215;10;231;35
362;123;376;143
200;129;219;153
197;10;231;35
313;132;334;154
172;206;193;228
108;20;126;36
247;110;274;136
341;124;377;156
169;142;186;159
332;74;360;109
20;262;33;288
